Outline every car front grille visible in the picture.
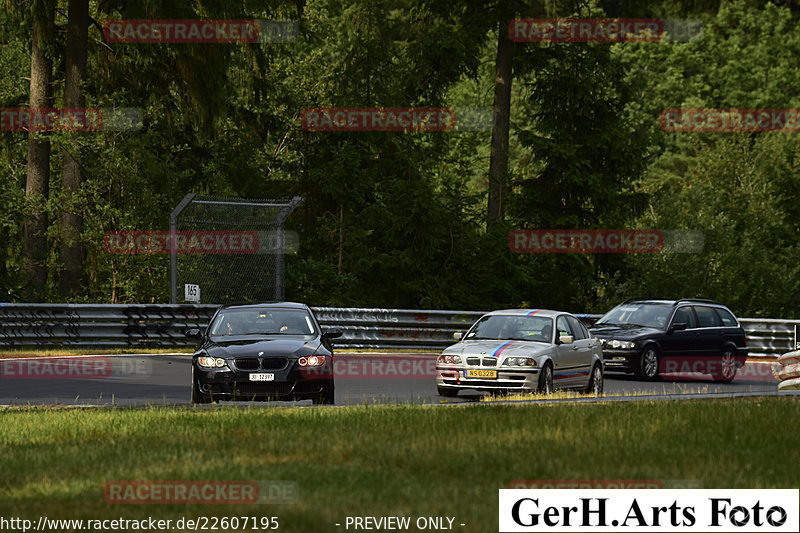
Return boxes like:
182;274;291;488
261;357;288;370
234;358;260;371
466;357;499;367
234;357;290;371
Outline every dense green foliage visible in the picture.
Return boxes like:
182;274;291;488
1;0;798;315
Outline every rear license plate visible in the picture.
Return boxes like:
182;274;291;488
249;373;275;382
464;369;497;379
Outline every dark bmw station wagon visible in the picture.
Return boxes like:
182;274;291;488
590;299;748;382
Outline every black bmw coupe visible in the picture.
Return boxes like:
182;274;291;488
187;303;342;405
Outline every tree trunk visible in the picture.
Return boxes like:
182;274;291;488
60;0;89;296
487;18;513;227
23;0;55;300
338;204;344;275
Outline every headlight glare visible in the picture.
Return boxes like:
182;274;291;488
609;340;637;350
298;355;326;367
198;356;225;368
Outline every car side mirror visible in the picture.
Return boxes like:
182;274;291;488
185;328;202;340
323;327;343;339
453;331;463;341
668;322;687;334
558;335;574;345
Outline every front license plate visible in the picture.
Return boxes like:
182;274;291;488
464;369;497;379
249;373;275;382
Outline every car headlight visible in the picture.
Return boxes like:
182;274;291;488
198;356;226;368
298;355;326;367
436;355;462;365
608;340;637;350
504;357;536;367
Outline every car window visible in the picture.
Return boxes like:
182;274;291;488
578;320;591;339
465;315;553;342
210;308;317;336
556;316;573;339
566;316;587;340
715;307;738;327
671;306;696;328
692;306;723;328
595;303;672;328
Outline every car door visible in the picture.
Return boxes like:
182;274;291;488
691;305;725;359
566;315;594;387
661;305;697;358
554;315;585;388
714;307;744;352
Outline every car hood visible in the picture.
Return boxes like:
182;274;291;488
203;336;320;358
589;325;661;339
442;339;551;358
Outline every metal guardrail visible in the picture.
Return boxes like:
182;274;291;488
0;304;217;347
0;304;796;358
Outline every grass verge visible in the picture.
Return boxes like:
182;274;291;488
1;398;798;532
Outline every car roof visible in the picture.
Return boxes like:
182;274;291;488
622;298;724;307
219;302;310;310
483;309;565;319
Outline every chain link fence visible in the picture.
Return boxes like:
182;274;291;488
169;194;302;305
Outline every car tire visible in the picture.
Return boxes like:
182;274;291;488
637;347;660;381
437;386;459;397
190;366;212;404
584;363;604;396
312;381;335;405
711;349;738;383
537;362;554;394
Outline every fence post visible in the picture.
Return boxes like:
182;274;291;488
169;193;196;304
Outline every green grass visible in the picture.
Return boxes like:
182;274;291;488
1;398;798;532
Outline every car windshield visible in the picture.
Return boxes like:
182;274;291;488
209;308;317;337
464;315;553;343
595;303;672;329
